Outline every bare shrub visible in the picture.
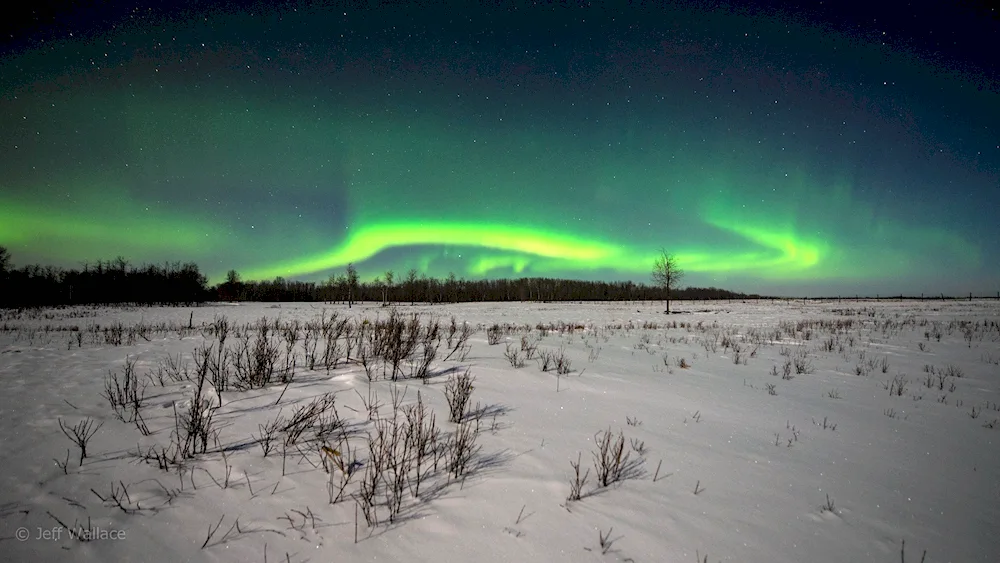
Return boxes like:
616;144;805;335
793;350;814;374
592;427;632;487
876;355;890;374
520;335;538;360
365;412;414;524
58;417;103;466
538;348;556;372
162;352;189;382
446;316;458;348
208;315;232;390
91;480;144;514
486;323;503;345
567;452;590;501
194;343;226;400
888;374;908;397
355;462;380;528
102;356;143;422
320;315;348;371
283;393;339;447
413;320;441;381
403;391;439;498
137;442;182;471
555;348;572;375
231;319;282;390
380;311;418;381
175;359;216;458
504;342;526;368
280;321;300;380
255;416;283;456
445;368;475;423
630;438;647;455
443;321;473;362
356;325;380;382
446;419;481;479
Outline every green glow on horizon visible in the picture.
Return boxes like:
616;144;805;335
0;192;224;264
696;217;828;278
242;221;627;281
238;218;836;283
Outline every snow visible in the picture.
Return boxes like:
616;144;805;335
0;299;997;562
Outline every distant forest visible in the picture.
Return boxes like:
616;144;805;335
0;248;753;308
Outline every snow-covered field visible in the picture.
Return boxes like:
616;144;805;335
1;299;997;562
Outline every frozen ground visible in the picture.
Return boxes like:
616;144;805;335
0;299;997;562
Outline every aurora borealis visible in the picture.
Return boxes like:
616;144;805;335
1;2;997;296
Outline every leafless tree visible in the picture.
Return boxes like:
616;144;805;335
406;268;419;305
383;270;394;306
346;263;359;308
651;248;684;314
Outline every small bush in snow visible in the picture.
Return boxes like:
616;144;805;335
446;419;481;479
592;427;632;487
486;323;503;345
57;416;104;466
102;355;143;422
445;368;475;423
282;392;339;447
567;452;590;501
504;342;526;368
555;349;572;375
175;359;217;458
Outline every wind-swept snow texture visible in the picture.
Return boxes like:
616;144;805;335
1;300;997;562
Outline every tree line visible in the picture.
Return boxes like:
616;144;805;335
217;267;749;305
0;246;751;308
0;248;209;307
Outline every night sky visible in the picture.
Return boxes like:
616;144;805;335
2;1;997;296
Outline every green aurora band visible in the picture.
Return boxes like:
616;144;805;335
241;219;829;283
